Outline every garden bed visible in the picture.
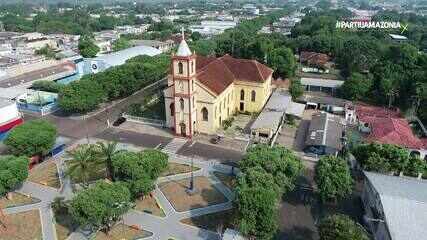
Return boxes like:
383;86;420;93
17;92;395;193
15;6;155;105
28;161;61;189
213;172;237;190
55;207;79;240
158;176;228;212
160;162;200;177
0;192;40;209
180;209;236;232
135;195;165;217
94;224;152;240
0;210;42;240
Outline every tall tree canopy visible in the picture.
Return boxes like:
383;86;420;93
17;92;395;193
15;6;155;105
0;155;29;196
315;156;353;202
318;214;369;240
69;181;132;233
5;120;57;157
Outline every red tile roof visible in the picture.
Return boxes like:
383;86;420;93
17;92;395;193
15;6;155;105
355;104;401;122
195;54;273;95
300;51;330;67
365;117;424;149
355;103;424;149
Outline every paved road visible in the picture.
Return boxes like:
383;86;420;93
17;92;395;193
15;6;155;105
96;128;173;149
177;141;243;167
22;78;167;140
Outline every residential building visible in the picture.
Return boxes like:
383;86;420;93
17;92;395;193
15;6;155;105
189;21;237;37
301;77;344;96
304;112;344;156
346;104;427;159
130;40;175;53
163;34;273;137
362;171;427;240
389;34;408;43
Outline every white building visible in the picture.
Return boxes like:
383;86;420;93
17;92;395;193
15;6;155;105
189;21;237;37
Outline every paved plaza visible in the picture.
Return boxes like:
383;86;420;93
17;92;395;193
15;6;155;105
2;136;236;240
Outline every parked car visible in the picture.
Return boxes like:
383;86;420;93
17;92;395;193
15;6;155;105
113;117;126;126
210;135;223;144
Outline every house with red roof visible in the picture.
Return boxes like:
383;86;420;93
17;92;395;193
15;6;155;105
346;103;427;159
163;32;273;137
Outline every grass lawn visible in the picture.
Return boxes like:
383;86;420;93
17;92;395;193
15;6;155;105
54;208;79;240
180;209;236;232
66;161;106;184
160;162;200;177
213;172;237;190
28;161;61;189
158;176;228;212
0;210;42;240
95;224;152;240
135;195;165;217
0;192;40;209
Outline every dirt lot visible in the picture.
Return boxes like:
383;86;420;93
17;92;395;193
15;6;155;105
213;172;237;190
158;176;228;212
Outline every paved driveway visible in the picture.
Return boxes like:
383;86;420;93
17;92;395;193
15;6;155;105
96;128;173;149
177;142;243;167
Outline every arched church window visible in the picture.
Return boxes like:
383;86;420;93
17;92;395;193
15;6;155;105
202;107;208;121
178;62;183;74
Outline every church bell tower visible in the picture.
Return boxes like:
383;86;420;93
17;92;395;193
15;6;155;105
171;29;197;138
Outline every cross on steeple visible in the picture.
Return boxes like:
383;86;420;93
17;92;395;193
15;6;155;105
181;27;185;41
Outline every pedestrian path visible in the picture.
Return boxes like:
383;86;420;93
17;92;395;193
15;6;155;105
3;139;238;240
162;137;188;154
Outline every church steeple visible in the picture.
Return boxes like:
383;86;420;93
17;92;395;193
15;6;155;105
176;28;192;57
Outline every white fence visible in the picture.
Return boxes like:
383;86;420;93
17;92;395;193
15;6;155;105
122;113;166;127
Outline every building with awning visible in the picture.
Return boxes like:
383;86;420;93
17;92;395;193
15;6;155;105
250;89;305;143
301;77;344;96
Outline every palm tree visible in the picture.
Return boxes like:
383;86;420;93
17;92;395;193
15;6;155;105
66;144;99;187
96;141;121;181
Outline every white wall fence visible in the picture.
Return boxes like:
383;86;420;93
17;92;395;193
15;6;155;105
122;113;166;127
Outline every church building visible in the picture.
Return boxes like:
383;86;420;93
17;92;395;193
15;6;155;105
163;34;273;138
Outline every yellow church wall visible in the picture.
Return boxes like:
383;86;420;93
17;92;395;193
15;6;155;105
234;76;272;113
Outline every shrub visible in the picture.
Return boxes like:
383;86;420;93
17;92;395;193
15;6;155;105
318;214;369;240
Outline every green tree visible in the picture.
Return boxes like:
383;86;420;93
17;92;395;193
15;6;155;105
191;31;202;41
31;80;64;93
59;78;106;113
269;47;296;78
112;37;130;52
240;145;303;193
189;40;217;56
78;36;100;58
113;150;168;197
35;45;57;59
289;78;304;101
66;144;100;186
318;214;369;240
404;156;427;177
339;72;373;101
352;143;410;174
0;155;29;196
96;141;122;181
69;181;132;233
236;167;279;240
315;156;353;202
5;120;57;157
